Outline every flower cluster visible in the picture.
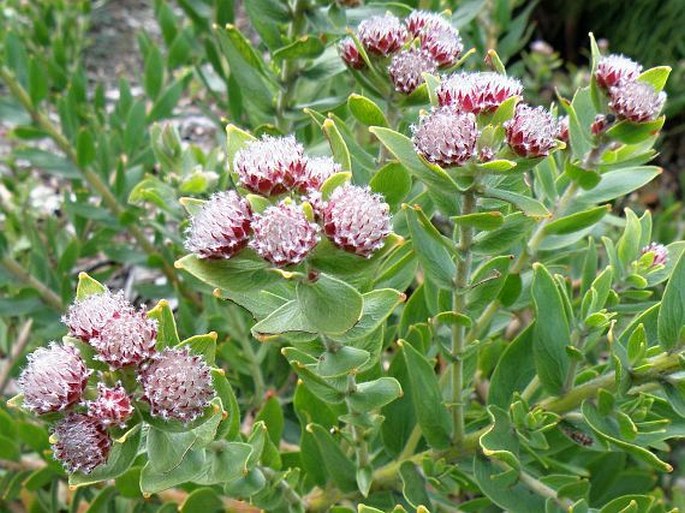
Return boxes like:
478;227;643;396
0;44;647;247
595;54;665;123
186;135;391;264
340;10;463;94
18;288;216;474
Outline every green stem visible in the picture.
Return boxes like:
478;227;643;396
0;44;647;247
226;307;266;406
275;0;308;131
517;468;574;510
451;188;476;445
261;467;305;509
345;373;370;469
1;256;64;310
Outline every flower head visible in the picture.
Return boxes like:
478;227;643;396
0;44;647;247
139;347;214;424
609;81;666;123
250;202;320;266
87;383;134;428
641;242;668;267
297;157;341;193
184;191;252;259
558;115;570;143
339;37;365;69
90;310;157;369
419;25;463;68
388;48;438;94
504;104;559;158
51;413;111;474
358;14;408;56
405;10;450;37
234;135;308;196
63;290;132;342
18;343;90;415
595;54;642;90
437;72;523;113
412;107;478;167
321;185;391;258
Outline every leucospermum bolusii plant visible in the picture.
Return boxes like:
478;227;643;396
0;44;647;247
7;6;685;512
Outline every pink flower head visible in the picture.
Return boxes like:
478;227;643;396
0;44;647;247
51;413;111;474
90;310;157;369
437;72;523;113
609;81;666;123
412;107;478;167
641;242;668;267
87;383;134;428
419;25;463;68
321;185;391;258
595;54;642;90
388;48;438;94
184;191;252;259
139;347;214;424
504;104;559;158
339;37;365;69
405;10;450;37
234;135;308;196
250;202;320;266
18;342;90;415
63;290;132;343
558;115;570;143
358;14;408;56
297;156;341;193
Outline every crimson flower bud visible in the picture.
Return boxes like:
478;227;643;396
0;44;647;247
90;310;157;369
358;14;408;56
18;342;90;415
63;290;132;343
321;185;391;258
139;347;214;424
419;25;463;68
558;116;570;143
437;72;523;113
405;10;449;37
412;107;478;167
184;191;252;259
609;81;666;123
250;202;320;266
339;37;365;69
641;242;668;267
51;413;111;474
591;114;610;135
87;383;134;428
595;54;642;90
479;147;495;162
297;156;340;193
504;104;559;158
388;48;437;94
234;136;308;196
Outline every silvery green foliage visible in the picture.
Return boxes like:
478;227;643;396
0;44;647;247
2;2;684;513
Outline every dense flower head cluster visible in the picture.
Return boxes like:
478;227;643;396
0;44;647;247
184;191;252;259
139;347;214;424
18;342;90;415
51;413;111;474
250;202;320;266
357;14;408;56
437;72;523;113
339;37;365;69
595;54;643;90
234;135;308;196
504;104;559;158
608;81;666;123
321;185;391;258
388;48;438;94
641;242;669;267
412;107;479;167
419;25;463;68
87;383;134;427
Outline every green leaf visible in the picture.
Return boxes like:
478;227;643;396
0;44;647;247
482;187;550;219
473;454;546;512
399;461;431;509
531;264;571;394
658;251;685;350
543;205;610;235
370;162;411;209
144;45;164;100
599;496;654;513
273;36;324;61
307;424;358;492
404;204;456;290
76;272;106;300
582;401;672;472
252;300;317;336
69;425;142;487
452;211;504;231
478;406;520;469
140;449;205;494
296;274;363;335
320;171;352;199
322;118;352;172
148;73;192;122
212;369;240;440
332;289;404;343
243;0;288;50
475;159;517;173
606;117;665;145
317;346;370;377
400;340;452;449
179;488;223;513
254;396;284;445
196;443;253;486
28;58;48;105
348;377;403;411
348;94;388;127
577;166;661;204
488;326;536;407
178;333;217;366
638;66;671;92
565;161;601;190
147;299;180;349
